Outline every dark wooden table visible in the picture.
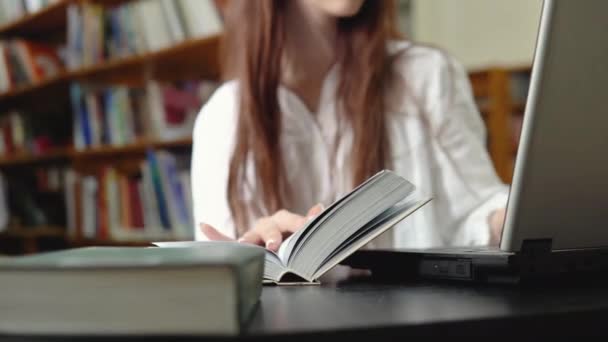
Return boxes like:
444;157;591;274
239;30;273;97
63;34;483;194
245;278;608;338
3;277;608;340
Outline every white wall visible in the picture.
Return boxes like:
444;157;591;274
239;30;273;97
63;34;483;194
411;0;543;70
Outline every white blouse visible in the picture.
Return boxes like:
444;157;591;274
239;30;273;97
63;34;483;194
191;40;510;249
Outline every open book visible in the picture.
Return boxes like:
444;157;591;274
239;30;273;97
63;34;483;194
156;170;431;284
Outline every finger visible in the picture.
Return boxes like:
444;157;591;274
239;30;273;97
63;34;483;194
254;218;283;252
272;209;308;234
349;268;372;278
200;223;234;241
238;230;264;246
492;225;503;245
306;203;325;219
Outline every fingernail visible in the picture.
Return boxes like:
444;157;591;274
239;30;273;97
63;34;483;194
266;239;278;250
200;223;213;235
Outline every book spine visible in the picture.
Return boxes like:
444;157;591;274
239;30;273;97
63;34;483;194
129;178;145;229
160;0;186;43
140;161;162;231
119;174;132;230
66;4;82;70
64;169;77;238
70;83;87;150
145;149;171;230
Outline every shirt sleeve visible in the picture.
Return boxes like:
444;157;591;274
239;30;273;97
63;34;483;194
191;82;239;240
427;52;510;246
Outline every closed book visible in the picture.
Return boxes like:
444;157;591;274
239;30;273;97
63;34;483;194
84;91;103;147
119;174;131;229
12;40;63;83
176;0;223;38
140;162;162;230
0;44;13;92
63;169;77;238
145;149;171;230
66;4;82;70
24;0;45;13
137;0;173;51
160;0;186;43
5;43;30;86
128;178;145;229
81;176;98;239
0;243;264;336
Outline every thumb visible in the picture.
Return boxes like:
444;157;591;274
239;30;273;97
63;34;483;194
306;203;325;219
200;223;235;242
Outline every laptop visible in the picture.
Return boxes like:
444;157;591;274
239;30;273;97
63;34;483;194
343;0;608;284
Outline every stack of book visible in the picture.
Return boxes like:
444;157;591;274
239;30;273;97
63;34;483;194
64;149;194;242
0;0;60;25
70;79;218;150
66;0;223;69
0;39;63;92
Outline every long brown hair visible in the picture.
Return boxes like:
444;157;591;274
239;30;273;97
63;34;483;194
222;0;398;235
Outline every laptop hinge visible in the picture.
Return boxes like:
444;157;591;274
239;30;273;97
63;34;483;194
518;239;553;276
521;238;552;256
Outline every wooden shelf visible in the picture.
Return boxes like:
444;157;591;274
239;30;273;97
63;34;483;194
0;34;221;106
71;138;193;159
0;0;69;37
0;138;193;167
1;226;66;239
0;148;70;167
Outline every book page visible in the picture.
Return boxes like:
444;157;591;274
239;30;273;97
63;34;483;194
312;197;432;280
286;171;389;264
289;172;414;279
264;250;287;281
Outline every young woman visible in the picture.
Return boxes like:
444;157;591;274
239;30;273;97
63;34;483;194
191;0;508;253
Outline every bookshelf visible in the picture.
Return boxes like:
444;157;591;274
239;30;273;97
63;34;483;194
0;0;138;37
0;0;224;254
0;147;69;167
71;138;193;158
0;226;66;254
0;0;531;255
0;34;221;107
469;66;532;184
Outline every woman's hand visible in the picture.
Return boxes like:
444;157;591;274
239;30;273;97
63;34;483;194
200;203;324;252
489;208;506;246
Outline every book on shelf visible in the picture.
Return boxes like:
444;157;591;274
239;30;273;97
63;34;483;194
64;149;194;242
157;170;432;285
0;0;60;26
66;0;223;70
0;243;264;336
5;166;66;228
70;79;218;151
0;39;63;92
509;71;531;106
0;110;70;158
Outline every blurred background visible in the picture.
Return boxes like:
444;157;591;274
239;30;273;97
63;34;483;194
0;0;541;255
